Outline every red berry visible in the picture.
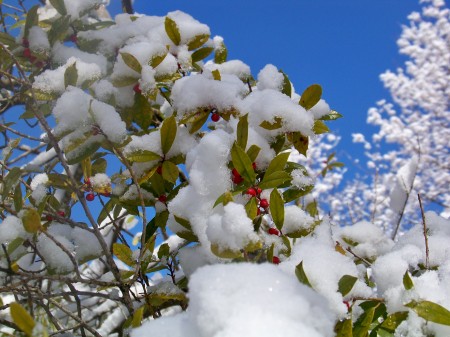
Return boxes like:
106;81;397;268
257;208;261;215
272;256;280;264
231;168;239;177
57;211;65;217
246;188;257;197
22;38;29;48
133;83;141;94
156;166;163;175
231;168;243;184
84;177;91;185
45;214;53;221
100;192;111;197
158;195;167;203
256;187;262;195
23;48;32;58
268;228;279;236
252;162;257;170
86;193;95;201
260;199;269;209
211;113;220;122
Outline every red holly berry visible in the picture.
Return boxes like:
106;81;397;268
84;177;91;185
272;256;280;264
23;48;32;59
246;188;257;197
57;211;65;217
260;199;269;209
211;113;220;122
45;214;53;221
231;168;243;184
158;195;167;203
252;162;257;170
133;83;141;94
156;166;163;175
86;193;95;201
256;187;262;195
257;208;261;215
268;228;279;236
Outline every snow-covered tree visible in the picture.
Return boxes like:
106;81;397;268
1;1;450;336
330;0;450;237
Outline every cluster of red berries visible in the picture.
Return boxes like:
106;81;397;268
22;39;45;67
83;177;111;202
245;186;270;215
231;163;257;185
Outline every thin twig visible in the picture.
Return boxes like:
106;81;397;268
418;193;429;269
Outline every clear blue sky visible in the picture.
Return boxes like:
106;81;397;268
108;0;421;176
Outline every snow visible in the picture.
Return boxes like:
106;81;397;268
206;202;260;252
256;64;284;91
28;26;50;52
132;263;335;337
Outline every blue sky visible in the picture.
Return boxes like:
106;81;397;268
108;0;421;176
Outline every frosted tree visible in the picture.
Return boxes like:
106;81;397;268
330;0;450;236
2;1;450;337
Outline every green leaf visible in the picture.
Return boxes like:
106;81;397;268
126;150;161;163
92;158;107;175
14;183;23;212
191;47;214;62
160;115;177;155
131;306;144;328
214;40;227;64
353;307;375;337
211;243;242;259
403;271;414;290
112;76;138;87
49;0;67;15
0;32;17;46
120;52;142;74
405;300;450;326
149;52;167;68
165;16;181;46
270;188;284;230
245;197;258;220
260;116;283;130
162;161;179;184
24;5;39;38
380;312;408;332
265;152;290;178
230;143;256;184
47;15;71;45
66;140;101;165
246;145;261;162
305;200;318;217
64;62;78;88
335;319;353;337
212;69;221;81
113;243;135;267
188;111;209;134
10;302;35;336
236;114;249;149
259;171;292;190
187;34;210;50
157;243;170;259
2;167;21;199
288;132;309;157
279;69;292;97
295;261;312;288
145;218;158;242
283;185;314;203
174;215;192;231
7;237;24;255
299;84;322;110
338;275;358;297
313;120;330;135
320;110;343;121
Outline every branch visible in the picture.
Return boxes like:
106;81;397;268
121;0;134;14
